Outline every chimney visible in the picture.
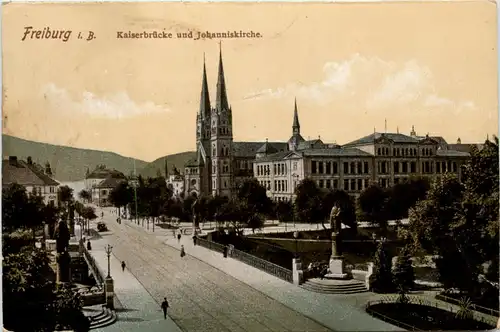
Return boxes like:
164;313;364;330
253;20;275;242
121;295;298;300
457;137;461;144
9;156;17;166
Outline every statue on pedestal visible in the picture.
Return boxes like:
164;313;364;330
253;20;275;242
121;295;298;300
54;220;71;283
328;204;351;279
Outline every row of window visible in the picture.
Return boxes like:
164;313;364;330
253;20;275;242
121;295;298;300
312;161;370;175
30;186;56;194
256;162;299;176
377;147;434;157
211;127;231;136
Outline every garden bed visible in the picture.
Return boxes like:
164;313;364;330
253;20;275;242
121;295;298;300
367;302;493;330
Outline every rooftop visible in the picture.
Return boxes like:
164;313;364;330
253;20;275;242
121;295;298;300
95;176;126;189
3;157;59;187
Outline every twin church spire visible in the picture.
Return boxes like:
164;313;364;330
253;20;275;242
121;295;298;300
199;43;229;117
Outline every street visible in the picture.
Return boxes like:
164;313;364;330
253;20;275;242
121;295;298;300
97;210;332;332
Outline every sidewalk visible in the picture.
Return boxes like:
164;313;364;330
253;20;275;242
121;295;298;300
84;226;182;332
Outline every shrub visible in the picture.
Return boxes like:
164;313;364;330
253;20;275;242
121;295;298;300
393;246;415;291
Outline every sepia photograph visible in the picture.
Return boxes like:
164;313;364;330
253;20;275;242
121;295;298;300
2;2;499;331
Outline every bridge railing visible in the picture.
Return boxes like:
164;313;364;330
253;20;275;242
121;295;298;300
80;242;104;285
196;237;293;283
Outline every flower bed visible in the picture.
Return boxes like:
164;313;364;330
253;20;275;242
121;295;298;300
367;302;494;330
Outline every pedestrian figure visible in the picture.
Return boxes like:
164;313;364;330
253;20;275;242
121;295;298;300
192;235;197;246
180;245;186;258
223;245;228;258
177;233;181;243
320;265;328;280
101;212;104;218
161;297;169;319
86;240;92;251
121;261;126;272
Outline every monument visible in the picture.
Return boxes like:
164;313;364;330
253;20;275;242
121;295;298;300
54;219;71;283
328;204;351;279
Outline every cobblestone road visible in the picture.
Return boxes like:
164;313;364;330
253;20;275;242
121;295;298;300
104;218;332;332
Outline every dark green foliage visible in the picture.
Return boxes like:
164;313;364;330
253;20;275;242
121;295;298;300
57;185;74;205
405;137;499;298
109;181;133;216
3;248;89;332
237;178;272;215
370;241;395;293
358;185;389;229
393;246;415;291
78;189;92;203
274;200;294;222
294;179;323;223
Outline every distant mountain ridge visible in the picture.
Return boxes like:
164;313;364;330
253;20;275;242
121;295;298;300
138;152;196;178
2;134;149;182
2;134;195;182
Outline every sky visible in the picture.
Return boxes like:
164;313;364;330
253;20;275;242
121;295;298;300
2;1;498;162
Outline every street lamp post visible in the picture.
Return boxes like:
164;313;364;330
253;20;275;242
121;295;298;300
104;244;113;278
293;231;299;258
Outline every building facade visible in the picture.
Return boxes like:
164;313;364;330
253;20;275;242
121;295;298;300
166;165;185;197
185;52;475;201
2;156;60;206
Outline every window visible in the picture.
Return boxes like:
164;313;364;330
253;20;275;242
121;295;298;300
402;162;408;173
350;162;356;174
357;179;362;191
363;162;369;174
344;179;349;191
326;162;331;174
452;162;457;172
343;162;348;174
274;164;277;175
293;162;297;170
364;179;369;189
410;162;416;173
318;162;324;174
50;186;55;193
436;162;441;173
350;179;356;191
326;179;331;188
333;162;338;174
377;148;381;155
357;162;362;174
274;180;277;191
394;162;400;174
191;179;197;185
311;161;317;174
333;179;339;189
319;180;324;188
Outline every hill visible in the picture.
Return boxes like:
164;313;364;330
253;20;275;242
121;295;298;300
2;134;149;182
138;151;196;178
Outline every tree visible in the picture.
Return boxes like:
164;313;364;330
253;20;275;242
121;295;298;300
358;185;389;230
275;200;294;223
2;183;29;232
294;179;323;223
3;247;89;332
370;241;395;293
392;246;415;292
404;139;499;298
78;189;91;203
385;178;430;220
109;181;132;217
237;179;272;215
57;185;74;206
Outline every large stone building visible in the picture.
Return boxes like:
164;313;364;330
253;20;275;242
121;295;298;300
185;50;475;201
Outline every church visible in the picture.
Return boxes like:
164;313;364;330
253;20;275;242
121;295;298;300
183;48;289;198
184;48;474;200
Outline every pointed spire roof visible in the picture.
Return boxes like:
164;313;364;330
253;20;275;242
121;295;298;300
293;98;300;129
216;42;229;111
199;53;211;116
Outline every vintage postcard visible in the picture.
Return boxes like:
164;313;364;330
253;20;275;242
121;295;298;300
2;2;499;332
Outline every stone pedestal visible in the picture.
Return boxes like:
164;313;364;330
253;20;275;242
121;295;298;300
292;258;304;285
328;256;350;279
56;251;71;283
105;277;114;309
